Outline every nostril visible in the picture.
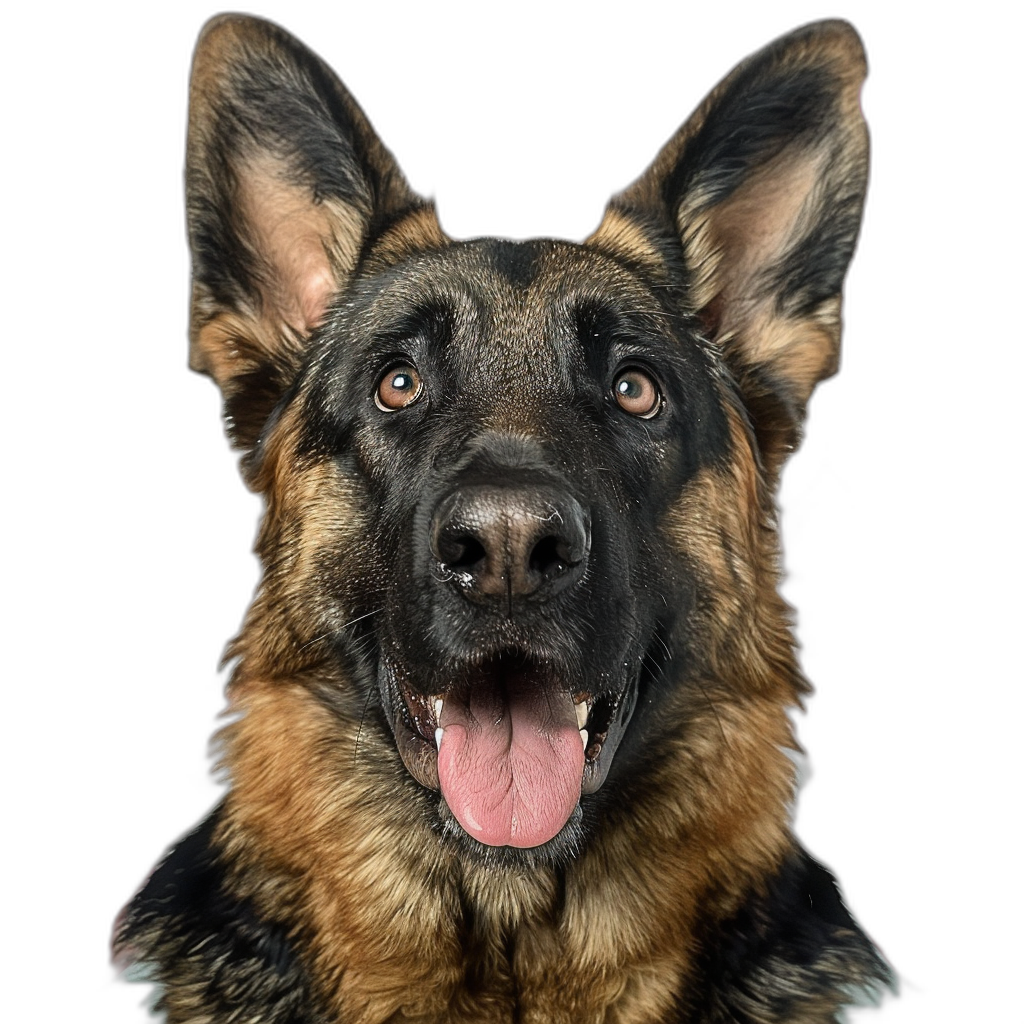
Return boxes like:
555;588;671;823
529;535;570;578
438;532;486;570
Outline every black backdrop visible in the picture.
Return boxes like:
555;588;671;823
74;6;966;1015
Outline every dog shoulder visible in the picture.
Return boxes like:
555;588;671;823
691;848;893;1023
114;805;323;1023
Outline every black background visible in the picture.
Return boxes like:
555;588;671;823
74;4;966;1019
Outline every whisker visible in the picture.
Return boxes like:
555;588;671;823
353;680;379;765
695;680;729;750
299;608;381;651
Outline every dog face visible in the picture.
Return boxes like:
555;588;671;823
114;16;888;1023
275;236;736;855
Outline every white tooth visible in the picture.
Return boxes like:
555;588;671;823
435;727;444;750
434;698;444;721
575;700;588;730
579;729;589;750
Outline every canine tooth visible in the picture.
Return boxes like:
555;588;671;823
580;729;589;750
434;698;443;721
575;700;588;730
435;727;444;750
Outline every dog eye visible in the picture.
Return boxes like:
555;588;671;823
375;365;424;412
612;368;661;418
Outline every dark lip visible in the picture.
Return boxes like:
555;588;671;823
377;648;639;808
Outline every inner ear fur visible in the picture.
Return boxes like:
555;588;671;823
186;14;442;450
590;20;868;472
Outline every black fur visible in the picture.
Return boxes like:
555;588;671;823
117;807;322;1023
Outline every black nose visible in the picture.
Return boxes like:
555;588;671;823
430;485;590;605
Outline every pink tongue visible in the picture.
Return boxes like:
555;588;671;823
437;681;584;848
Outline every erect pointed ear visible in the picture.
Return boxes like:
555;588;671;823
589;20;868;473
186;15;443;450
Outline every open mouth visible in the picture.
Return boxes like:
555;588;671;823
380;652;636;850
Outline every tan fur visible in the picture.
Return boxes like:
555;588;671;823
584;208;674;284
367;206;450;270
189;309;277;389
230;415;371;676
662;405;804;701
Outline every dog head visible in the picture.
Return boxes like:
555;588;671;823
186;16;867;862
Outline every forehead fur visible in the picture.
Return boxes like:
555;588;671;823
286;234;733;468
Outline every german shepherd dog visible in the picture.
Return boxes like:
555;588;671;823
114;14;891;1023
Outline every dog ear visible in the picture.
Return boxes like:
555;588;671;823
590;21;868;472
186;15;437;451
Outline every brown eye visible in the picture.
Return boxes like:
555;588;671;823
612;368;661;418
375;365;423;412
